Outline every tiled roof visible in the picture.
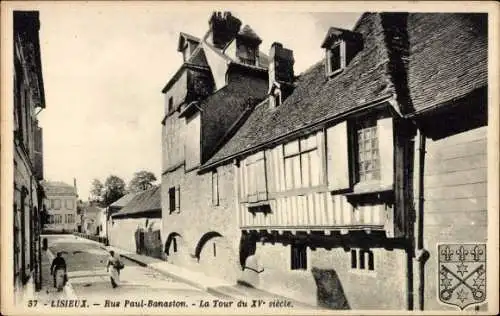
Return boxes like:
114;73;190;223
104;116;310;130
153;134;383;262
406;13;487;114
203;13;394;167
109;192;138;209
42;181;77;195
180;32;200;43
112;186;161;218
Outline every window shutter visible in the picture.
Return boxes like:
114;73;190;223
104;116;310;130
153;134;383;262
377;117;394;187
257;155;268;201
175;186;180;211
326;121;350;191
265;150;275;197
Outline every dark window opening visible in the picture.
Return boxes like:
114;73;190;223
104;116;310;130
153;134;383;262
172;238;178;253
168;97;173;112
291;244;307;270
328;44;341;73
168;187;176;213
351;249;357;268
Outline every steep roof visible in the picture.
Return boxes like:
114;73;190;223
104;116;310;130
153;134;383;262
406;13;487;115
108;192;138;210
111;186;161;218
203;13;395;168
42;181;77;195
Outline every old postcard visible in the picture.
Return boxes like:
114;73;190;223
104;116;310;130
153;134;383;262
1;1;498;315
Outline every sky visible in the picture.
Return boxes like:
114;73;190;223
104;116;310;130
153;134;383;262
30;2;361;200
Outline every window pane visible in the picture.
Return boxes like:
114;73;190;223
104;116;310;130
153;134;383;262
301;154;310;188
284;141;299;156
292;156;301;189
285;158;294;190
310;150;320;186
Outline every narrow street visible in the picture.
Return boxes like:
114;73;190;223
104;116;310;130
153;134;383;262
38;235;214;306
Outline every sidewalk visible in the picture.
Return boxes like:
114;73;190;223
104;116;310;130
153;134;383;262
33;249;69;302
106;245;317;309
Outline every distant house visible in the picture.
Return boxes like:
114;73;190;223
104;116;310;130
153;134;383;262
41;180;78;233
108;187;162;258
82;204;106;237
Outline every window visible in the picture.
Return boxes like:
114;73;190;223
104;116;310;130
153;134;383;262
53;199;61;210
212;171;219;206
54;214;62;224
237;43;257;65
244;152;267;202
284;134;321;190
291;244;307;270
355;119;380;182
326;41;345;76
169;186;180;214
172;238;178;253
168;97;173;112
351;249;375;271
66;199;74;210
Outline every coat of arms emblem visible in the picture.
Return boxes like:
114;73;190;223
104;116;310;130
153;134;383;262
438;243;486;310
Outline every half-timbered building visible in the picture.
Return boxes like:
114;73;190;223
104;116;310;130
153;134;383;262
198;13;487;310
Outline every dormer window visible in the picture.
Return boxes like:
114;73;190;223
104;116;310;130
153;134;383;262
326;41;345;76
235;25;262;67
321;27;363;78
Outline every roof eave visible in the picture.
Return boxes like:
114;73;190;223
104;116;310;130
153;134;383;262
199;93;395;172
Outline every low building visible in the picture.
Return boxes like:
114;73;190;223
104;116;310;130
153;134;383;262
41;181;78;233
109;187;162;258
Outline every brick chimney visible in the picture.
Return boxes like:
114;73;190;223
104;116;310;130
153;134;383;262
209;11;242;49
268;42;295;91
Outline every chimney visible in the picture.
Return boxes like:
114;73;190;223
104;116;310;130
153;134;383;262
269;42;295;91
73;178;78;195
209;11;242;49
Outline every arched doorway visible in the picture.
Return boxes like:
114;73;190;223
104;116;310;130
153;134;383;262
195;231;238;283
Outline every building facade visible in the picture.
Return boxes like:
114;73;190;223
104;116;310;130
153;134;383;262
109;187;162;258
161;12;488;310
200;13;488;310
41;181;78;233
13;10;46;301
161;12;269;283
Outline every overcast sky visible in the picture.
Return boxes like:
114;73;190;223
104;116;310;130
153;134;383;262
28;2;361;199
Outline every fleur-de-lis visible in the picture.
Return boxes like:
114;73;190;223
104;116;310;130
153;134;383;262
441;246;453;261
456;245;468;262
470;245;484;261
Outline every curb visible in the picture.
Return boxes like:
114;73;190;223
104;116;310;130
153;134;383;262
118;252;234;299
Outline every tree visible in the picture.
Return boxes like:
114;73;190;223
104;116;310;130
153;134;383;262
102;175;126;207
90;179;104;203
128;170;157;193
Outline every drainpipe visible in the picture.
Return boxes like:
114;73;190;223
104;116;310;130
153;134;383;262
416;132;430;310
